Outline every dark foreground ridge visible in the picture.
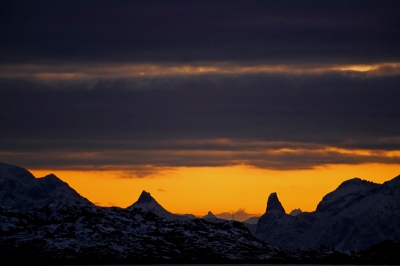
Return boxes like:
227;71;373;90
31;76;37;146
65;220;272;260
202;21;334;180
0;204;284;264
2;204;399;264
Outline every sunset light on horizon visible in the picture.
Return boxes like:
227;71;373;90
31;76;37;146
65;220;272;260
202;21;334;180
2;1;400;223
29;163;400;220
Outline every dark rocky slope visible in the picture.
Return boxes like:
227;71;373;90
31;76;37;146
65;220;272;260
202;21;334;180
256;176;400;251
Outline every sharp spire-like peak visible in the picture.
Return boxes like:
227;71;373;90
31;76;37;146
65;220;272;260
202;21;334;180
203;211;217;219
266;192;285;213
136;190;155;204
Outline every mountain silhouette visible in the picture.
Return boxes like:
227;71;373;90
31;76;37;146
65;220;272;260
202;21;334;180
0;162;92;210
256;175;400;251
127;190;189;220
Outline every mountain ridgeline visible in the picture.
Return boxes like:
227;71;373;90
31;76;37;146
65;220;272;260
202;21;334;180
0;162;92;210
1;161;400;262
127;190;190;221
256;176;400;251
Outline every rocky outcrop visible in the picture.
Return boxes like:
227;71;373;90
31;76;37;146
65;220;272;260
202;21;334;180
255;175;400;251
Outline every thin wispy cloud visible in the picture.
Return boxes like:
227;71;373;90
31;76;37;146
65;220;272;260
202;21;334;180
2;62;400;80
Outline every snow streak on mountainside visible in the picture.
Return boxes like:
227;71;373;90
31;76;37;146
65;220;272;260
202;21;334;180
0;162;92;210
256;176;400;251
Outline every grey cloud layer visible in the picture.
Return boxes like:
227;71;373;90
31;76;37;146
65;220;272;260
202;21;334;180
1;73;399;143
1;71;399;171
1;1;399;172
1;1;399;64
2;148;400;173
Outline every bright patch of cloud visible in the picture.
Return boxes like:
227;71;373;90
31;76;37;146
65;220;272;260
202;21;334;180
2;62;400;80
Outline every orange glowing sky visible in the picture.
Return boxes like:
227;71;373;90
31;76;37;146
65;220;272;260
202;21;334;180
3;1;400;222
30;163;399;220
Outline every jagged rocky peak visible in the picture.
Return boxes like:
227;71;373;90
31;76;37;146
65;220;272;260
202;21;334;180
136;190;155;204
256;174;400;251
203;211;217;219
128;190;190;221
266;192;285;213
338;177;376;189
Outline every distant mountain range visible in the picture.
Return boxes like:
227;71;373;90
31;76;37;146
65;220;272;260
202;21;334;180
1;161;400;263
256;176;400;251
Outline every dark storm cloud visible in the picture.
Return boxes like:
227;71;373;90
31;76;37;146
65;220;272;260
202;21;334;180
1;1;399;64
3;144;400;174
1;1;400;172
0;71;400;171
1;72;399;146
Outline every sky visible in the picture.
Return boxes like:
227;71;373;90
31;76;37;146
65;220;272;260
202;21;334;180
1;1;400;220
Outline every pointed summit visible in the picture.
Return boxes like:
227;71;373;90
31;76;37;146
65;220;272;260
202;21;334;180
203;211;217;219
266;192;285;213
136;190;155;204
207;211;216;217
127;190;189;221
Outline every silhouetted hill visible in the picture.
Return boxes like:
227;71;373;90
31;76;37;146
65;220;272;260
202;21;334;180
0;162;93;210
256;175;400;251
127;190;190;220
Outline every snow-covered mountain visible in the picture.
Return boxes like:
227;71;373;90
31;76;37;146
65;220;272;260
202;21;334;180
256;176;400;251
127;190;190;220
0;162;92;210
